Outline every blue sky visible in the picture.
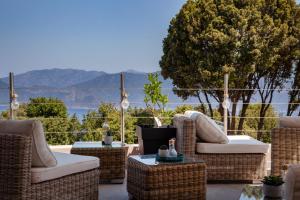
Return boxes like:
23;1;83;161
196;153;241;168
0;0;299;77
0;0;185;76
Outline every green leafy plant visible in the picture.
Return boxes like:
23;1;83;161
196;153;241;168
159;145;168;150
144;73;168;123
262;176;284;186
106;130;113;137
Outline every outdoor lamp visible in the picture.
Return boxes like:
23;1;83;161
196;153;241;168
222;98;231;110
11;93;19;110
121;93;130;110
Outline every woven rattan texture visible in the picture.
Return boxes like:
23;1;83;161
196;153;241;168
271;128;300;176
71;147;126;182
127;157;207;200
173;117;267;182
0;134;99;200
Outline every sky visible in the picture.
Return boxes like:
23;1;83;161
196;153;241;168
0;0;186;77
0;0;299;77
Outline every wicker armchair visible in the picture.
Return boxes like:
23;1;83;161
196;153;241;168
173;116;267;182
271;128;300;176
0;133;99;200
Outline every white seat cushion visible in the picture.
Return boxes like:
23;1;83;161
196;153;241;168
31;152;99;183
185;110;229;144
196;135;269;154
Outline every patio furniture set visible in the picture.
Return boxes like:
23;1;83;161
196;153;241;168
1;110;300;199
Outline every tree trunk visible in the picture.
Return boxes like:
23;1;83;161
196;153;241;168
230;98;238;135
237;95;251;134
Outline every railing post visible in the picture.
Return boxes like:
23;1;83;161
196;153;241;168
223;73;229;135
9;72;14;120
120;73;125;145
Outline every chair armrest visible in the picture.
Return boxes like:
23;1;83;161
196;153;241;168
0;133;32;198
271;128;300;176
173;115;196;157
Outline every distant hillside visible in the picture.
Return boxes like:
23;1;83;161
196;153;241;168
0;69;193;108
3;68;106;88
0;79;9;104
0;68;292;113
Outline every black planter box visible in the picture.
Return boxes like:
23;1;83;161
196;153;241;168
136;125;176;155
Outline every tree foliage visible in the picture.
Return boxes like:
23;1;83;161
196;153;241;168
144;73;168;118
26;97;67;118
160;0;300;134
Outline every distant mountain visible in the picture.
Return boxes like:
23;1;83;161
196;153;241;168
0;68;291;113
0;79;9;104
3;68;106;88
0;69;192;108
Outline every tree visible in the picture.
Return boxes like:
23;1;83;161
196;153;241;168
26;97;67;118
160;0;300;134
243;104;278;143
288;62;300;116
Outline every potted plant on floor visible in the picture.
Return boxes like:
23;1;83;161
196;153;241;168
136;73;176;154
262;175;284;198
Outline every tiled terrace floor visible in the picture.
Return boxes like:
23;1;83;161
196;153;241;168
50;145;265;200
99;177;244;200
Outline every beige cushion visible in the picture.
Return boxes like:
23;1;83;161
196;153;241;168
31;152;99;183
285;164;300;200
196;135;269;154
0;120;57;167
185;110;229;144
280;117;300;128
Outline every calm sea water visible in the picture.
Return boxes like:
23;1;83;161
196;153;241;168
0;105;91;121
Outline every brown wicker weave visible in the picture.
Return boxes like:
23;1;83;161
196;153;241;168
271;128;300;176
127;155;207;200
71;144;127;183
0;133;99;200
173;116;267;182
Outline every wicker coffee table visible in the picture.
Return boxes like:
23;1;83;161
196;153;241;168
127;155;207;200
71;141;127;183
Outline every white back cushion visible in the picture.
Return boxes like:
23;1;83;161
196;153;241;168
0;120;57;167
185;110;229;144
280;117;300;128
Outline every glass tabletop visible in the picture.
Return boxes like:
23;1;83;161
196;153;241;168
129;154;204;166
72;141;124;148
239;185;284;200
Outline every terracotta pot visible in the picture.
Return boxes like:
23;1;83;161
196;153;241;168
263;184;283;198
104;135;113;145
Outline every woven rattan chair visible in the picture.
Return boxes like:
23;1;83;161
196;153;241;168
173;116;267;183
0;126;99;200
271;128;300;176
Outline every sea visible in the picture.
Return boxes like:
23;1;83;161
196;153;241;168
0;105;91;121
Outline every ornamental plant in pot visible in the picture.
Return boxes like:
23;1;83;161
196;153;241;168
136;73;176;154
262;175;284;198
104;130;113;145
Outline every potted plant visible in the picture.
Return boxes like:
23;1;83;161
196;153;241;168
104;130;113;145
262;175;284;198
136;73;176;154
102;121;113;145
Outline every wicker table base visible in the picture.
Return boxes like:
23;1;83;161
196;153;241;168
127;155;207;200
71;142;127;183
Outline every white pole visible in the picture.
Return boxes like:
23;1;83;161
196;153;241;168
223;73;229;135
120;73;125;145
